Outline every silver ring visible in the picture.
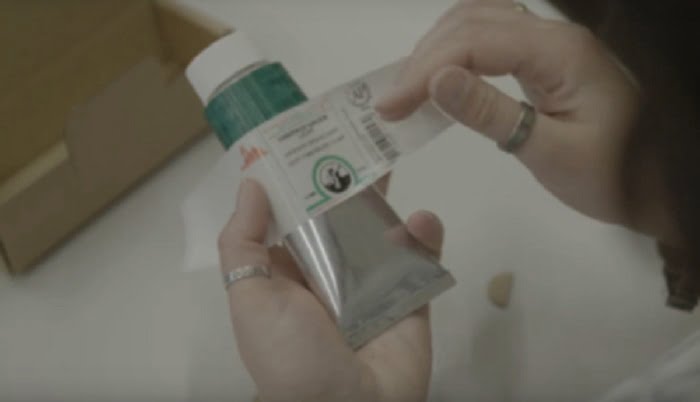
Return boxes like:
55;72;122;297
499;101;536;153
223;265;271;290
514;2;528;13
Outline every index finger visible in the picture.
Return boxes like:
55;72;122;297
376;22;539;120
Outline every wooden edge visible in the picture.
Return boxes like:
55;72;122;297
154;0;232;37
0;1;223;273
0;235;9;273
0;141;69;206
153;0;232;68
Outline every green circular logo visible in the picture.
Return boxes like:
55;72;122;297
313;156;358;197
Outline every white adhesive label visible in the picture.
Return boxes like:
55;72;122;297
183;61;453;270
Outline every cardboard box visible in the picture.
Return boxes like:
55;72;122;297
0;0;230;273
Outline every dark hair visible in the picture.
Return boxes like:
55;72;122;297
549;0;700;310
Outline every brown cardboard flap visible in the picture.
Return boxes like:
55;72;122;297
65;57;206;199
0;1;128;93
0;142;69;207
154;0;232;68
0;0;162;184
0;57;207;272
0;1;229;273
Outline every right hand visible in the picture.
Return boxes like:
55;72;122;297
376;0;671;237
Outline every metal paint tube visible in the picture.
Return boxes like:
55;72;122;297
186;33;455;348
285;187;455;348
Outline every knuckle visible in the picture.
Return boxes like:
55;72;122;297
218;224;243;253
217;230;232;252
466;83;500;129
561;23;597;50
538;22;600;72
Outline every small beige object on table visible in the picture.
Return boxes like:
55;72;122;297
488;272;515;309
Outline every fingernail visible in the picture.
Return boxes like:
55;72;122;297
414;210;441;229
407;210;444;255
375;91;402;120
430;67;470;116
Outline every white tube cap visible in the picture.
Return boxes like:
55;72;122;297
185;32;263;104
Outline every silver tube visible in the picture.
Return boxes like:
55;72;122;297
284;185;455;349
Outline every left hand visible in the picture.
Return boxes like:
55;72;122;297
218;179;444;402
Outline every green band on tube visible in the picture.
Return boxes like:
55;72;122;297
204;62;307;150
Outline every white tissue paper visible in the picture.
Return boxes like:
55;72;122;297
182;148;281;272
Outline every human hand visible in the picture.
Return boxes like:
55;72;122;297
218;179;444;402
375;0;671;236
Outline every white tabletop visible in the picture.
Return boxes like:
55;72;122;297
2;1;699;401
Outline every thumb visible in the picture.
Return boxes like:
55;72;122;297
429;65;556;158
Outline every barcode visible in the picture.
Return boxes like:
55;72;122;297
363;115;399;162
